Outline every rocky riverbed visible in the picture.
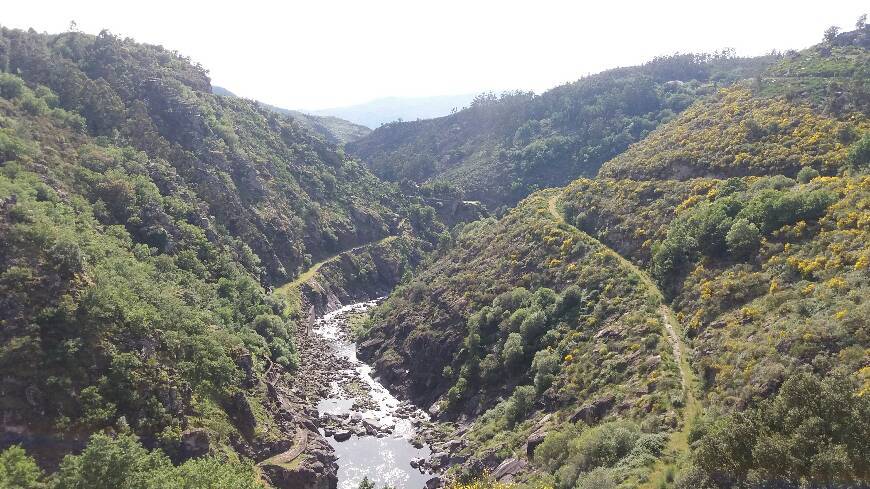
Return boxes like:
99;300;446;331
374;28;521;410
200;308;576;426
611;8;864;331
296;300;454;489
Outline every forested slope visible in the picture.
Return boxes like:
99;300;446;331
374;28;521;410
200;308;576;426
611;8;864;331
0;26;443;486
214;85;371;145
0;27;408;284
360;25;870;489
348;53;775;210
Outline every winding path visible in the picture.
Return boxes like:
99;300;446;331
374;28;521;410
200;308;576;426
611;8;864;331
273;235;399;318
546;191;700;487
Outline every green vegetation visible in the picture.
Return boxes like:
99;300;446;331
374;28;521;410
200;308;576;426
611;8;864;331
0;26;411;284
361;24;870;489
599;85;867;180
0;433;263;488
362;192;685;484
213;86;372;146
2;17;869;489
600;33;870;181
682;372;869;488
349;53;777;209
534;421;668;489
0;25;442;479
0;446;44;489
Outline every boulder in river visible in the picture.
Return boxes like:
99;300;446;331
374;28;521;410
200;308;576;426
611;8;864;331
333;430;352;442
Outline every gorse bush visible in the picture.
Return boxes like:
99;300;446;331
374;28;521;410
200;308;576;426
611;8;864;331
651;182;836;280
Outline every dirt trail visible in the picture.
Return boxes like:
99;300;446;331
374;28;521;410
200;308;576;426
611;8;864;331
272;235;399;317
546;191;700;487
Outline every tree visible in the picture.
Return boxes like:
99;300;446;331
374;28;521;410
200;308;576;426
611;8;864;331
0;446;44;489
857;14;867;30
693;373;870;487
725;218;761;258
502;333;525;370
824;25;841;43
796;166;819;183
53;433;263;489
532;349;559;393
504;385;536;425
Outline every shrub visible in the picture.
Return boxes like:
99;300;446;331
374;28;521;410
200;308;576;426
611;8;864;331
493;287;531;312
53;433;263;489
503;385;536;426
502;333;524;370
796;166;820;183
0;73;24;99
0;446;44;489
479;353;501;385
725;218;761;258
535;421;643;488
849;133;870;169
693;373;870;487
519;309;548;343
574;467;617;489
0;129;35;162
532;349;559;393
252;314;298;368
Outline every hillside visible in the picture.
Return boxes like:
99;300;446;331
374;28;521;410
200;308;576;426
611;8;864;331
357;26;870;489
347;54;776;210
214;85;371;145
0;26;447;487
1;17;869;489
599;40;869;180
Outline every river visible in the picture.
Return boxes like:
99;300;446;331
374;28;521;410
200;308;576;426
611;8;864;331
313;301;434;489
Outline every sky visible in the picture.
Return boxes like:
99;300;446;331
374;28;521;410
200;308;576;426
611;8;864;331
3;1;867;110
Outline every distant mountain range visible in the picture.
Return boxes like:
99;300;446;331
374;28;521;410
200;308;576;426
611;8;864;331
214;87;480;140
310;93;479;128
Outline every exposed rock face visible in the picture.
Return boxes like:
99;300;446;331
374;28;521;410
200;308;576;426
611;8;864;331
223;392;257;438
569;395;616;424
180;429;210;459
425;475;444;488
525;432;546;458
302;236;425;316
332;430;352;442
491;457;528;482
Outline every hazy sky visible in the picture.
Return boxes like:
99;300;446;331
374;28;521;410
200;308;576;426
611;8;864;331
3;1;867;110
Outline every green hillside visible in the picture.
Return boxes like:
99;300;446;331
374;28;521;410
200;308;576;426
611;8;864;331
2;17;869;489
357;26;870;489
213;85;371;145
0;26;444;487
347;53;776;210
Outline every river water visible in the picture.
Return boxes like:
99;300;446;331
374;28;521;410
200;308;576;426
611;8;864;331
313;301;433;489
